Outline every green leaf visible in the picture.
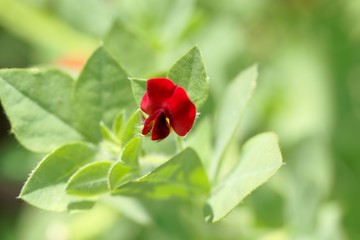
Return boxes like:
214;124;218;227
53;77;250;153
112;111;124;138
0;69;84;152
129;78;147;106
100;121;119;144
108;162;138;191
204;132;283;223
186;117;212;168
121;137;141;167
66;161;113;197
19;142;95;211
209;64;258;181
104;21;156;76
112;148;210;200
121;110;141;146
73;47;135;142
168;46;209;108
108;137;142;190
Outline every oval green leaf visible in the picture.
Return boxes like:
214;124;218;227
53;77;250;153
19;142;95;211
112;148;210;200
108;161;139;191
168;46;209;108
121;136;141;167
66;160;113;197
112;111;124;138
108;137;142;190
73;47;135;142
129;78;147;106
0;69;84;152
121;109;141;146
100;121;119;144
204;132;283;223
209;64;258;181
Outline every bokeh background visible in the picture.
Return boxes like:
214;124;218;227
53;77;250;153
0;0;359;239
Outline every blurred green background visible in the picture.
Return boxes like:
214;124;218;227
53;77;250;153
0;0;359;239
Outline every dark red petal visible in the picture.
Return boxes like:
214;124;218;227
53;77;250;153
142;110;160;135
140;78;176;115
151;110;171;140
164;86;196;136
141;109;170;140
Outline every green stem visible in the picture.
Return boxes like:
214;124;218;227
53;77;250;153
176;135;184;152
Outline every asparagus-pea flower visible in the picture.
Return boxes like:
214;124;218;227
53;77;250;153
140;78;196;140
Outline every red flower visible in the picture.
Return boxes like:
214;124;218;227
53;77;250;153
140;78;196;140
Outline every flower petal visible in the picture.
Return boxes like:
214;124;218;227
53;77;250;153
151;110;171;140
142;110;159;135
140;78;176;115
164;86;196;136
141;109;170;140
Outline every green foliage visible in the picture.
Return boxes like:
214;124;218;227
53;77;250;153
112;148;210;199
121;137;141;167
108;136;142;190
186;117;212;168
66;161;113;197
120;110;141;146
0;0;96;54
129;46;210;109
0;42;282;230
205;133;283;222
0;46;135;152
19;142;95;211
104;21;156;76
209;64;258;181
168;46;209;108
112;111;124;138
100;121;119;144
73;47;134;142
2;0;358;239
129;78;147;106
108;161;138;190
0;69;84;152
